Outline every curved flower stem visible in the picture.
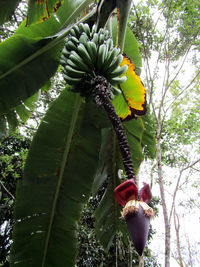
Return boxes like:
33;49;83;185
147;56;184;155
92;76;136;181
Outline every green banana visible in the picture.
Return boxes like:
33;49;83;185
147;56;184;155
104;41;109;60
109;76;127;85
64;65;85;78
91;24;97;35
82;23;91;37
60;59;66;66
73;24;81;37
99;28;104;35
62;23;129;91
77;43;93;68
97;44;106;70
70;36;79;46
104;30;110;40
78;23;84;31
107;38;113;51
69;51;91;72
63;73;82;85
106;54;124;74
79;33;88;45
66;40;77;51
91;33;99;45
102;47;120;72
110;91;115;100
107;65;128;78
98;33;105;45
67;59;81;70
79;23;90;37
112;86;122;95
62;47;69;57
86;41;97;64
69;28;77;37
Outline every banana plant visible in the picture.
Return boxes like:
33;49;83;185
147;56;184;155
0;0;156;265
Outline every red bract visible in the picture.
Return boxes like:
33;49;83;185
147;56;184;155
114;180;152;206
114;179;138;206
139;182;152;204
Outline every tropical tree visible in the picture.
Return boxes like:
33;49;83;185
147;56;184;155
130;0;200;266
0;0;157;266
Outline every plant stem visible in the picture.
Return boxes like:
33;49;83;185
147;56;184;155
92;76;135;181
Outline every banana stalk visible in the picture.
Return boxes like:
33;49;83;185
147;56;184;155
91;75;135;181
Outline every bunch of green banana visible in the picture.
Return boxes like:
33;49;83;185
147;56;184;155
60;23;128;97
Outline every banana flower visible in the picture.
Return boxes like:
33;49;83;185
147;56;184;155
114;179;155;255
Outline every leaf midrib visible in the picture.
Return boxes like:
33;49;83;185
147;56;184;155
41;94;82;267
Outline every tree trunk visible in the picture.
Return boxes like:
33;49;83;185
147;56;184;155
156;122;171;267
174;209;183;267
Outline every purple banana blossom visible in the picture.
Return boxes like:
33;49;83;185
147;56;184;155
114;179;154;255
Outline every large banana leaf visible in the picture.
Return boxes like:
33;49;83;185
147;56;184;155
93;129;122;251
124;117;144;171
0;0;78;115
10;89;103;266
93;128;131;252
111;17;142;75
141;112;157;159
0;34;61;114
116;0;132;51
111;16;145;120
0;0;91;136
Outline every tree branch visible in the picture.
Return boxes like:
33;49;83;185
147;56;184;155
0;180;15;200
169;158;200;222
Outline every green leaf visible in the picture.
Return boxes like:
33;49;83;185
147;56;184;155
92;129;113;196
96;0;117;29
111;17;142;74
95;184;122;251
15;16;60;37
0;0;86;136
0;34;61;114
123;27;142;75
10;89;102;266
6;110;19;133
141;113;156;159
94;129;122;252
0;0;93;118
116;0;132;50
111;56;146;120
15;104;32;123
27;0;64;26
124;117;144;172
111;18;145;121
23;91;40;111
57;0;93;29
0;0;21;25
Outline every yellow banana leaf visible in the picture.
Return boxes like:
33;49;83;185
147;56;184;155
112;55;146;120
